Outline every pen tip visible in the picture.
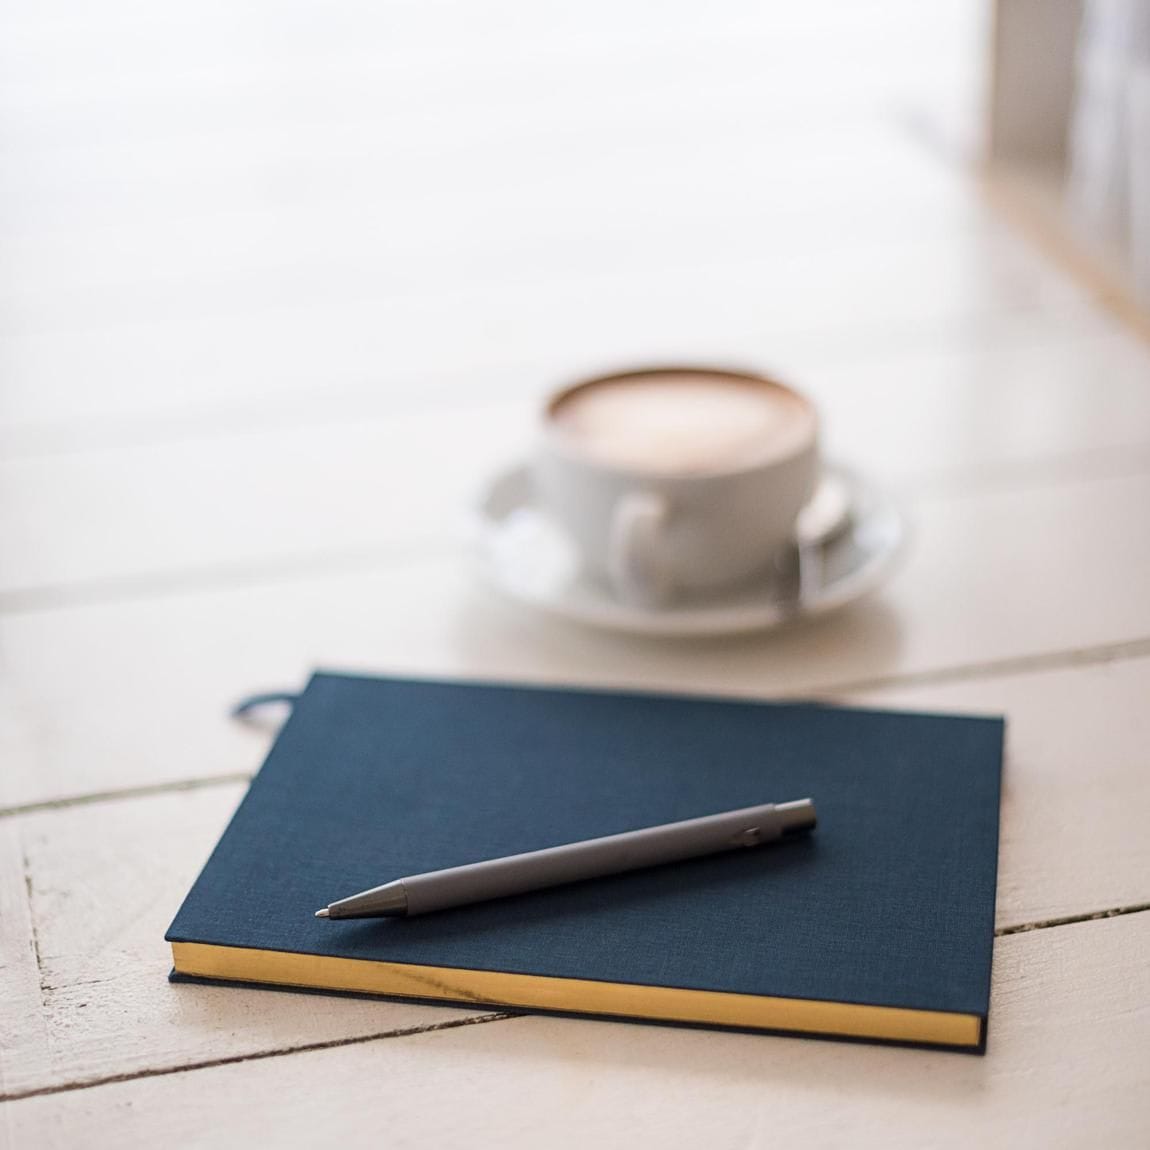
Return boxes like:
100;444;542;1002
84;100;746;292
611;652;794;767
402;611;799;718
314;908;330;918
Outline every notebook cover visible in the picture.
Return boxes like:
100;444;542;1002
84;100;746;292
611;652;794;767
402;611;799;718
166;672;1004;1052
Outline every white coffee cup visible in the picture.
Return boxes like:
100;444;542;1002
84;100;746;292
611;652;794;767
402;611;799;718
532;366;820;606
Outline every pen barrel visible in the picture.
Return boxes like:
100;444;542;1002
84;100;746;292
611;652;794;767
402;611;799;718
401;800;810;915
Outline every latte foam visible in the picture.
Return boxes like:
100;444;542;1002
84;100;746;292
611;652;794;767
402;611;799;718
551;371;813;474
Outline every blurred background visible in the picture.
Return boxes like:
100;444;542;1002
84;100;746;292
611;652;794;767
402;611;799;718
3;0;1150;797
3;1;1147;457
2;0;1081;452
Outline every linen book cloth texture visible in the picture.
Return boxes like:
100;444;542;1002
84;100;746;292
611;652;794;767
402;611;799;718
167;672;1004;1051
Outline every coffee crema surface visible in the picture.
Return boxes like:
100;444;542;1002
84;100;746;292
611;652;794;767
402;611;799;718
550;371;814;474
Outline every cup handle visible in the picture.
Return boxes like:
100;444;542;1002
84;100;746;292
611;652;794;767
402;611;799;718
607;492;672;606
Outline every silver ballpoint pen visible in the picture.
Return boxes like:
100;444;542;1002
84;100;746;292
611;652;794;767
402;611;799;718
315;797;816;920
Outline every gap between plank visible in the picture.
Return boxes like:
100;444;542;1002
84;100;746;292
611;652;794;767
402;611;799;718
0;540;458;617
899;442;1150;502
803;634;1150;698
0;773;255;821
0;1011;522;1106
995;902;1150;936
3;634;1150;823
0;305;1111;463
20;841;48;1013
4;904;1150;1107
3;445;1150;618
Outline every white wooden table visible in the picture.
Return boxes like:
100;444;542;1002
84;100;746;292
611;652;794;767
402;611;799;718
3;2;1149;1146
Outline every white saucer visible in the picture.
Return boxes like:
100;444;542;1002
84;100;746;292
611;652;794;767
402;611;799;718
472;463;907;638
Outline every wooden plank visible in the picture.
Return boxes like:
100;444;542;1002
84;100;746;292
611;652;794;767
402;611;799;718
0;7;1081;440
0;178;988;325
0;820;51;1098
0;139;1048;325
0;785;495;1100
4;468;1150;808
6;912;1149;1146
796;322;1150;489
0;4;972;213
5;316;1150;597
0;222;1089;450
9;648;1150;931
4;649;1150;1098
0;1;944;135
0;126;969;291
0;0;1096;452
0;0;1009;445
0;403;528;600
846;659;1150;928
0;305;1117;461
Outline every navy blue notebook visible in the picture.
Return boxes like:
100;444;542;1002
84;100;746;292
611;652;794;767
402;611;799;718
167;672;1004;1052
